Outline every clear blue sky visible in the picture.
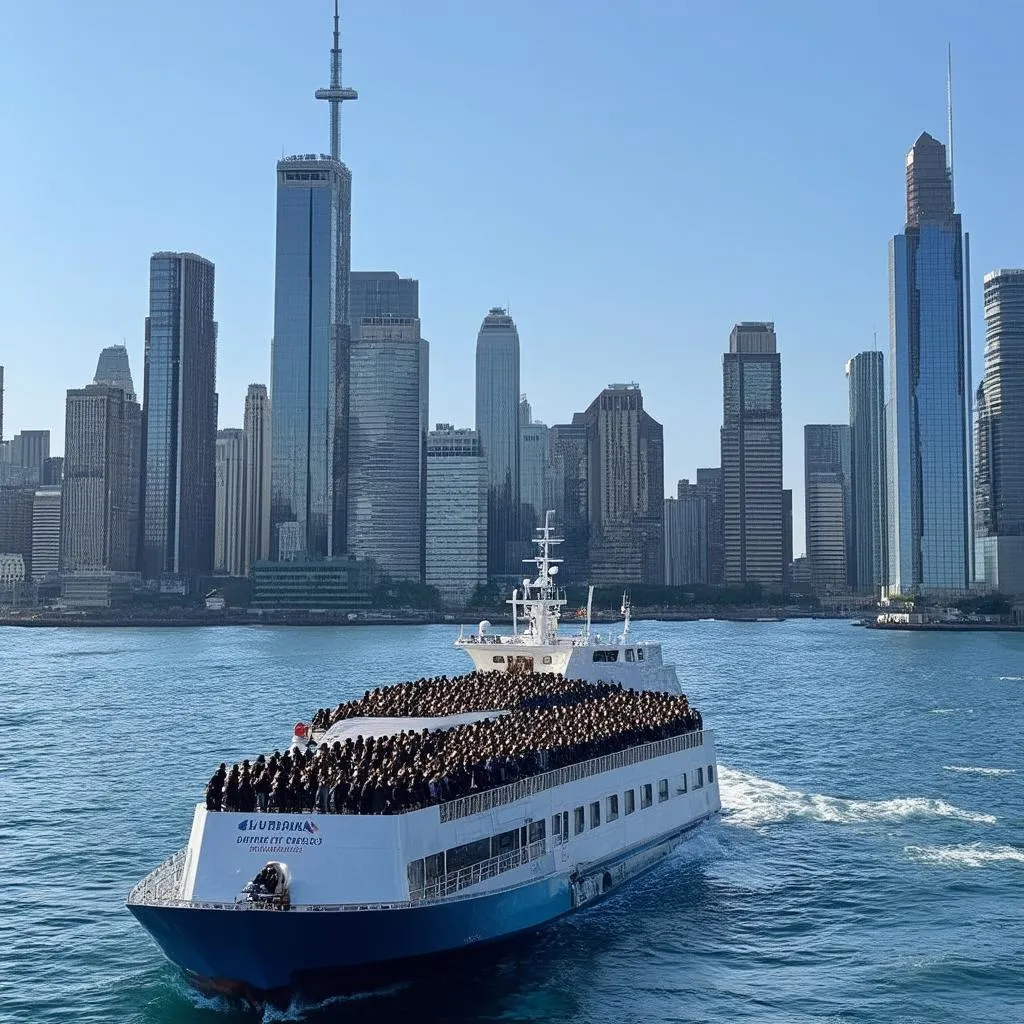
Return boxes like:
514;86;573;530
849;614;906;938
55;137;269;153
3;0;1023;556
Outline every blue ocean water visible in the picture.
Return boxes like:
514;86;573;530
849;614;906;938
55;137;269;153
1;619;1022;1023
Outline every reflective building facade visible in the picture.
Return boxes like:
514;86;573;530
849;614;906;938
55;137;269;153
63;383;142;572
141;252;217;580
475;308;520;578
664;480;708;585
975;269;1024;593
695;467;724;585
426;425;488;606
846;351;888;594
270;155;352;560
584;384;664;585
349;272;418;335
519;396;549;535
722;322;784;587
887;132;970;594
804;424;851;592
243;384;271;573
347;315;428;581
214;428;246;577
548;418;589;582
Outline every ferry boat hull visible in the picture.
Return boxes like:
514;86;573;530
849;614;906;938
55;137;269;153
129;815;713;1002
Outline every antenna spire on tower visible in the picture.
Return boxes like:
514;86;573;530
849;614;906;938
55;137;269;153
947;43;955;206
315;0;358;161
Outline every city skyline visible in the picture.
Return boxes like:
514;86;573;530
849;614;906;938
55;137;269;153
8;4;1024;556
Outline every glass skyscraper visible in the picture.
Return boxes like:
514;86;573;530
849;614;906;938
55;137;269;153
846;351;887;594
975;269;1024;593
887;132;970;594
270;155;352;560
803;424;851;592
347;315;428;581
475;308;521;578
349;272;418;336
141;252;217;580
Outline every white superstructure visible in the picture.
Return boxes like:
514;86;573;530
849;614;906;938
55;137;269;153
457;511;681;692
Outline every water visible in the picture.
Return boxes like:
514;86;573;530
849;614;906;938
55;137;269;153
2;619;1023;1023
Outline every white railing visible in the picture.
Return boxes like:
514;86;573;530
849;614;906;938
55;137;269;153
409;839;547;902
438;730;705;823
127;848;188;906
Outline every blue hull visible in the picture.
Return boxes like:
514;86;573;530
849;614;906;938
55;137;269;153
129;815;714;1002
129;874;573;998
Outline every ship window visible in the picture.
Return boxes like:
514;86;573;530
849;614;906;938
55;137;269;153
552;813;562;840
590;801;601;827
678;773;688;794
574;806;585;835
607;794;619;821
492;830;518;856
542;655;552;665
593;650;619;663
637;647;645;661
707;765;715;783
640;784;653;809
658;779;669;803
424;853;445;882
625;648;635;662
407;859;424;891
446;838;491;872
492;655;505;663
696;766;705;788
624;789;636;815
528;820;546;844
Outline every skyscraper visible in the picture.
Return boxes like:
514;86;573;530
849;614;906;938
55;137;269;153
349;272;418;336
548;418;589;582
425;425;488;606
475;308;521;578
141;251;217;580
583;384;664;585
31;486;61;581
62;383;142;572
243;384;271;573
804;424;851;592
519;396;549;535
782;487;793;586
721;322;784;587
271;4;357;561
664;480;708;585
846;351;887;594
215;429;246;576
12;430;50;486
347;315;428;581
94;345;137;401
695;467;724;585
887;132;970;594
975;269;1024;593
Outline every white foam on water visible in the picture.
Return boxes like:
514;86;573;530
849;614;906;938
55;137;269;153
718;765;998;829
261;983;411;1022
904;843;1024;868
943;765;1017;777
928;707;974;715
998;675;1024;681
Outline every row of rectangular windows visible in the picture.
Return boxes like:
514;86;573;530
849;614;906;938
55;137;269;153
554;764;714;838
492;647;645;665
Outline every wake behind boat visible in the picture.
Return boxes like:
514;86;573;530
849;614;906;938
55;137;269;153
127;513;721;1004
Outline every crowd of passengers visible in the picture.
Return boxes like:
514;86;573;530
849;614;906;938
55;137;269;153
206;671;702;816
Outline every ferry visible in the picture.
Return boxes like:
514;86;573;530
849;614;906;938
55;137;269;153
127;513;721;1004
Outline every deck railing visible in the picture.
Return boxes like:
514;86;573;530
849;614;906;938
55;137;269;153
127;847;188;906
438;729;705;823
409;838;547;901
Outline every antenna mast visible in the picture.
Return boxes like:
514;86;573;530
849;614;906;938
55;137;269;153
947;44;955;204
315;1;358;160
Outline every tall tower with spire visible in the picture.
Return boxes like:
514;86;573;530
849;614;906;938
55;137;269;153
270;3;358;560
886;128;970;595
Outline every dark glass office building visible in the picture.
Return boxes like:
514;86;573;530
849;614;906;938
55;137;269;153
887;132;970;593
270;155;352;560
141;252;217;580
975;269;1024;593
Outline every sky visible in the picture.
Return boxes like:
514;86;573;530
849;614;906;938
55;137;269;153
3;0;1024;557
